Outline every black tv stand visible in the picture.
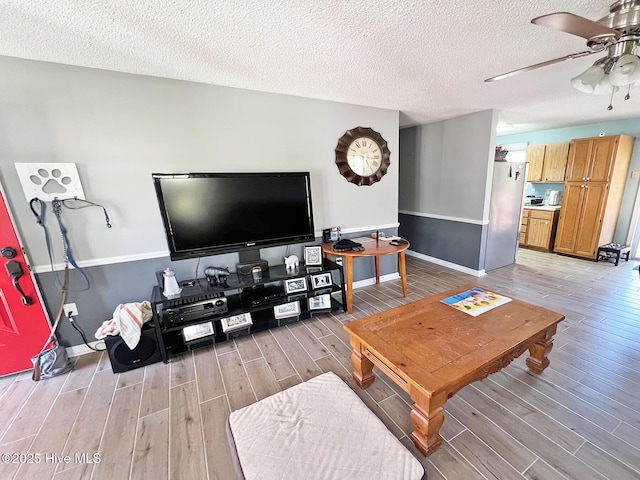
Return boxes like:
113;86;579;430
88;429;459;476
150;258;346;363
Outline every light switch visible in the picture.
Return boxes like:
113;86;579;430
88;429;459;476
632;171;639;179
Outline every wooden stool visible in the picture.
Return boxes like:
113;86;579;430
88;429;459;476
596;243;631;266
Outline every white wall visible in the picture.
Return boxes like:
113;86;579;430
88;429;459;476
399;110;496;222
0;55;400;269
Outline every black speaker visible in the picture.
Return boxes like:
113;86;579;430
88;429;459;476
104;325;162;373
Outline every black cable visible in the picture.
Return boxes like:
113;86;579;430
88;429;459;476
67;314;106;351
195;256;201;280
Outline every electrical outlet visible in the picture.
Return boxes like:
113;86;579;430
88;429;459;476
63;303;78;317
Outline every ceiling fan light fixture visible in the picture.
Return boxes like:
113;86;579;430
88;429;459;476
594;76;620;95
571;64;606;93
609;53;640;85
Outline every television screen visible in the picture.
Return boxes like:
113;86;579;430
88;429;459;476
153;172;315;261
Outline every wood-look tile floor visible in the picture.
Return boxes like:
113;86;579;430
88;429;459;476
2;248;640;479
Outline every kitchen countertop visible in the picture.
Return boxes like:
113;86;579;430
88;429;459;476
524;205;561;211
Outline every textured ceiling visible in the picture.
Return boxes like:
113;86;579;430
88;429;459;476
1;0;639;134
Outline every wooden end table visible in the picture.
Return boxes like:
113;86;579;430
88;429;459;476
322;240;409;314
344;284;564;456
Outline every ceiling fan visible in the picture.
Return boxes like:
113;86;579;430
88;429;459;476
486;0;640;110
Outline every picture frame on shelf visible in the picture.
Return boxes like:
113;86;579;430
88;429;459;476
220;312;253;333
183;321;215;342
304;246;323;266
308;293;331;310
273;301;301;319
311;272;332;289
284;277;308;294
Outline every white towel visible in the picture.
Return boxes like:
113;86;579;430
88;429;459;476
94;301;152;350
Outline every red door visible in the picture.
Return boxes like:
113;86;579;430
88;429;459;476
0;184;52;376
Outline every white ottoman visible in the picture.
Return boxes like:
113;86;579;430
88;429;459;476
227;371;425;480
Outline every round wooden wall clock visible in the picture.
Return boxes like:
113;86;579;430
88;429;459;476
335;127;391;186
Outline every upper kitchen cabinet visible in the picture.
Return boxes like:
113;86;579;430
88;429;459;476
525;144;545;181
525;142;570;182
565;136;622;182
541;142;570;182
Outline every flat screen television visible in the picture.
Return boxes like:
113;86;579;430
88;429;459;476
152;172;315;262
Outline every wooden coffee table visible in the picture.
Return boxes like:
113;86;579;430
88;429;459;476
344;284;564;456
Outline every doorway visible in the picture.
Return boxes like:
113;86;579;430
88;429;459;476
0;182;52;376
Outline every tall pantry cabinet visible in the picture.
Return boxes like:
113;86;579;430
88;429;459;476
554;135;635;259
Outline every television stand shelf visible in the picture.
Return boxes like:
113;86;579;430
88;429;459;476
150;259;346;363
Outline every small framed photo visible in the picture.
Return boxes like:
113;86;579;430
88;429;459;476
183;321;215;342
220;312;253;333
311;272;332;289
273;301;301;319
284;277;308;294
308;294;331;310
304;246;323;266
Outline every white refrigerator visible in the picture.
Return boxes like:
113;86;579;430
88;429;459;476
484;162;527;272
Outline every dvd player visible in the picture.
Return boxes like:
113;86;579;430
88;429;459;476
243;286;285;307
250;292;285;307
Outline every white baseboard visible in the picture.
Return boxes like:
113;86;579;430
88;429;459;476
352;272;400;289
406;250;486;277
66;340;107;358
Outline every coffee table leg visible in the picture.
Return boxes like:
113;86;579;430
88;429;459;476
349;337;375;388
526;325;557;374
408;390;445;456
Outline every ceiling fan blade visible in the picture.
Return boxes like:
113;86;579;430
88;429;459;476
484;51;597;82
532;12;619;40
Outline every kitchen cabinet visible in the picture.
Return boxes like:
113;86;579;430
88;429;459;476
525;144;545;182
541;142;570;182
520;208;559;251
525;142;570;182
554;135;634;259
519;209;529;245
565;136;619;182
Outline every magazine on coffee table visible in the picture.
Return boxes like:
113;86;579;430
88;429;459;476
441;287;511;317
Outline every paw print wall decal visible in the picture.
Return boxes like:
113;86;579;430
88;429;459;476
15;163;85;202
29;168;72;194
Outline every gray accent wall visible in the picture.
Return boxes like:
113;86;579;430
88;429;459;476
399;213;485;270
0;55;400;347
399;110;497;271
